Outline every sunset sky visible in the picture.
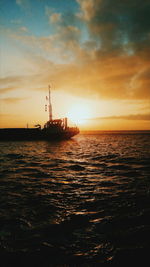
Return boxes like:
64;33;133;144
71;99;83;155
0;0;150;130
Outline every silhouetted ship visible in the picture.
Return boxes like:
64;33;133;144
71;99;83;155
0;87;79;141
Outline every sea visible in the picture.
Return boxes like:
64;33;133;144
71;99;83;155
0;131;150;267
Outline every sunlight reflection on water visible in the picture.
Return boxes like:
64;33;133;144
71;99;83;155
0;132;150;265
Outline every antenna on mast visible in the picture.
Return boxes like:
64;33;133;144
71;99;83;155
48;85;52;121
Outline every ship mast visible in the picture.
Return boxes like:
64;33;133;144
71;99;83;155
48;85;52;121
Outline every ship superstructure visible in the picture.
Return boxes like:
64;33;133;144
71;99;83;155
0;87;79;141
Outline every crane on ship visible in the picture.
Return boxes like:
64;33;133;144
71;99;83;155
44;85;68;130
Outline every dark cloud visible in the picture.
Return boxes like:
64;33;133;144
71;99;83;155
73;0;150;100
85;0;150;53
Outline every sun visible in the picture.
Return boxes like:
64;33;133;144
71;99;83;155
67;103;91;125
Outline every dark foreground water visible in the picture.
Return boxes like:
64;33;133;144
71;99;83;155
0;132;150;266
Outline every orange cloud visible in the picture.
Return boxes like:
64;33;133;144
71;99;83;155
91;113;150;121
1;97;27;104
1;49;150;101
50;13;61;23
76;0;97;21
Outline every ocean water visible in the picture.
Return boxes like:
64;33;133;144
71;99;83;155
0;132;150;266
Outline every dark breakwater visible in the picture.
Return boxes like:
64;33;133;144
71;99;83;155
0;132;150;266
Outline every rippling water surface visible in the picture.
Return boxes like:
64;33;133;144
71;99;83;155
0;132;150;266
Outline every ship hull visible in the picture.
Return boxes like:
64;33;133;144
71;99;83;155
0;128;79;141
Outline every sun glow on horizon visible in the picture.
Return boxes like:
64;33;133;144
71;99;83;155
67;103;92;125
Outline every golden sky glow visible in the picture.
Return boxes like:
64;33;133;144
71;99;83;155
67;103;93;125
0;0;150;130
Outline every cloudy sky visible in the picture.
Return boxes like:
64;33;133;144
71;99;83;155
0;0;150;130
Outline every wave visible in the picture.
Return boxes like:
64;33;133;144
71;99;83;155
0;133;150;265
